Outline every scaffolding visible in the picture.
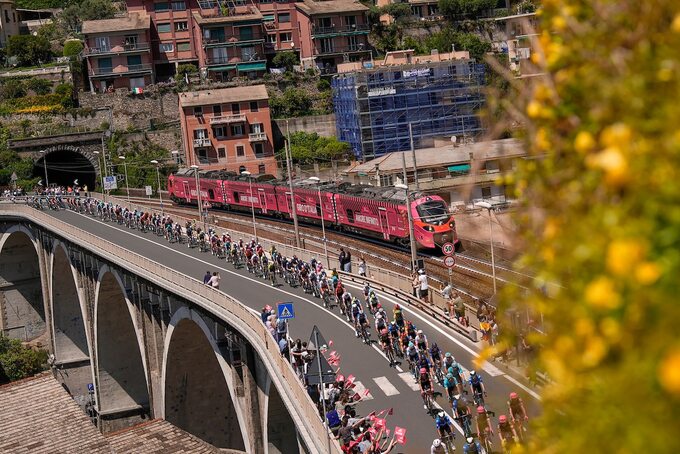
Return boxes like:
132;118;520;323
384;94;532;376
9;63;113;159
332;58;486;161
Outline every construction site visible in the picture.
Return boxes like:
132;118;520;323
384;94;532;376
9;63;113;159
331;49;486;161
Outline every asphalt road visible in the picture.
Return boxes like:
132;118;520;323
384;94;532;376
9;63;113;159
45;208;541;453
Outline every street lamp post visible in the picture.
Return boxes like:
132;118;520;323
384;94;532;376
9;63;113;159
150;160;163;214
308;177;329;269
285;120;301;248
395;183;417;271
39;150;49;189
190;165;205;230
241;171;258;242
118;155;130;203
476;201;497;294
93;151;106;200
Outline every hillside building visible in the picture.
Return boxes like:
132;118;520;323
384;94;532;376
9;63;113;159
178;85;277;174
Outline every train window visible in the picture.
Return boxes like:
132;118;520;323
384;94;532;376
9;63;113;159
316;203;321;217
208;189;215;199
233;192;240;202
346;209;354;223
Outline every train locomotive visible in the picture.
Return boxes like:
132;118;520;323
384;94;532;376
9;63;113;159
168;169;458;250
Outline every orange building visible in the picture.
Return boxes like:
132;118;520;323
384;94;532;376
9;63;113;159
178;85;277;175
82;13;154;93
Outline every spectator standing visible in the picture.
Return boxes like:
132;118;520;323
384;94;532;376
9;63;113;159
338;248;347;271
276;316;287;342
358;257;367;277
203;270;212;284
344;249;352;273
207;272;220;289
261;307;270;324
417;269;429;302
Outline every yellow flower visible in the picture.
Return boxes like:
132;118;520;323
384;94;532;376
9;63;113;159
582;336;608;367
527;100;542;119
607;240;644;276
543;218;559;239
587;147;630;186
635;262;661;285
575;318;595;337
672;14;680;32
535;127;550;151
574;131;596;154
600;123;633;148
659;348;680;395
552;15;567;31
585;277;621;310
600;318;621;342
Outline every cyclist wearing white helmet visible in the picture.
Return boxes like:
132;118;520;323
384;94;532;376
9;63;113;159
431;438;446;454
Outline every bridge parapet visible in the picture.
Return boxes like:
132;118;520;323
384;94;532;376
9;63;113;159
0;203;338;454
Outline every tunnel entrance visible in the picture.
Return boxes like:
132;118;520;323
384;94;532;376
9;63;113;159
33;148;97;189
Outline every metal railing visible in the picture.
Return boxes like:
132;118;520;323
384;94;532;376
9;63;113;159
0;203;337;453
312;24;370;35
84;42;151;56
90;63;153;77
193;138;211;147
315;45;368;56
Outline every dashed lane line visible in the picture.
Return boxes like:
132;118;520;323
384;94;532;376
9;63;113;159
372;376;400;397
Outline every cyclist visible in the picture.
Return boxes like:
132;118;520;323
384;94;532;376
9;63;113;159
454;398;473;435
393;304;405;331
430;438;446;454
335;282;345;310
388;321;401;356
508;392;529;435
418;352;433;381
475;405;494;450
363;282;372;302
419;367;434;410
351;298;363;335
469;371;487;405
434;410;455;446
368;291;380;315
374;311;388;334
415;330;428;353
443;373;459;404
406;342;420;378
356;310;370;343
463;436;483;454
406;321;417;341
342;291;353;322
497;415;518;450
379;328;394;366
430;342;442;380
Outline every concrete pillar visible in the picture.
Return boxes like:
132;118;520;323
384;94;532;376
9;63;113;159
242;344;265;454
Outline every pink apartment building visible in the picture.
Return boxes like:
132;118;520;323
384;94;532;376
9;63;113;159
178;85;277;174
82;14;154;93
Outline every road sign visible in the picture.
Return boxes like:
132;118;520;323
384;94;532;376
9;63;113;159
145;185;153;196
103;175;117;190
277;302;295;320
442;242;455;256
444;255;456;268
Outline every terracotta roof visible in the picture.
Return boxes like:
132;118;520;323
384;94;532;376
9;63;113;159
0;374;113;454
82;13;150;35
179;85;269;108
348;139;526;174
296;0;369;16
192;10;263;25
106;419;220;453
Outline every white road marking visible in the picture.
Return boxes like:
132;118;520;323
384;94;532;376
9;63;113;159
398;372;421;392
351;381;373;400
503;373;542;401
372;376;400;396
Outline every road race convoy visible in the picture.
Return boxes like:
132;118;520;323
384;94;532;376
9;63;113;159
167;169;459;250
20;192;528;453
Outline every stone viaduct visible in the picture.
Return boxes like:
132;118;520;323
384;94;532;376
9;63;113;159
0;205;333;453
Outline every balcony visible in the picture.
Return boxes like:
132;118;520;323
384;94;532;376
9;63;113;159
90;63;153;78
203;35;265;48
311;24;370;38
204;55;267;72
248;132;267;142
84;42;151;56
210;114;247;124
193;138;211;147
314;45;370;56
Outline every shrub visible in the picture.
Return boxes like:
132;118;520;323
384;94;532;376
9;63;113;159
5;35;52;67
0;79;27;99
272;51;299;72
62;40;84;58
0;335;48;384
316;78;331;91
25;78;53;95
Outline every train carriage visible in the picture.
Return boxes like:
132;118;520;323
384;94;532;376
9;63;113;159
168;168;457;250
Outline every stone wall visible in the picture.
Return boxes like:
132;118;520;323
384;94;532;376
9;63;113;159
124;129;183;154
272;113;337;148
78;89;180;131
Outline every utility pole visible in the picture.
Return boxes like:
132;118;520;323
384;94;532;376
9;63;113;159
285;120;301;248
408;122;420;192
400;152;418;271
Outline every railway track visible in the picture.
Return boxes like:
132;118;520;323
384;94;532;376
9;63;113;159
119;196;524;298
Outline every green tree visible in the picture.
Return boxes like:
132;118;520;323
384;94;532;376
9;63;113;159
492;1;680;452
270;88;313;118
25;78;53;95
60;0;116;33
281;131;351;164
0;335;48;384
438;0;496;21
423;28;491;61
0;79;27;99
382;3;412;22
272;51;299;72
62;39;84;57
5;35;52;67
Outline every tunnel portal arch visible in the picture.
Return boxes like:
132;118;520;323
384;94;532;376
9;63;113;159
33;145;98;189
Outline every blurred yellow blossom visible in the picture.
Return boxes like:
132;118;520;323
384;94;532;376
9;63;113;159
587;147;630;186
659;348;680;395
574;131;596;154
585;276;621;309
635;262;661;285
606;240;644;276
